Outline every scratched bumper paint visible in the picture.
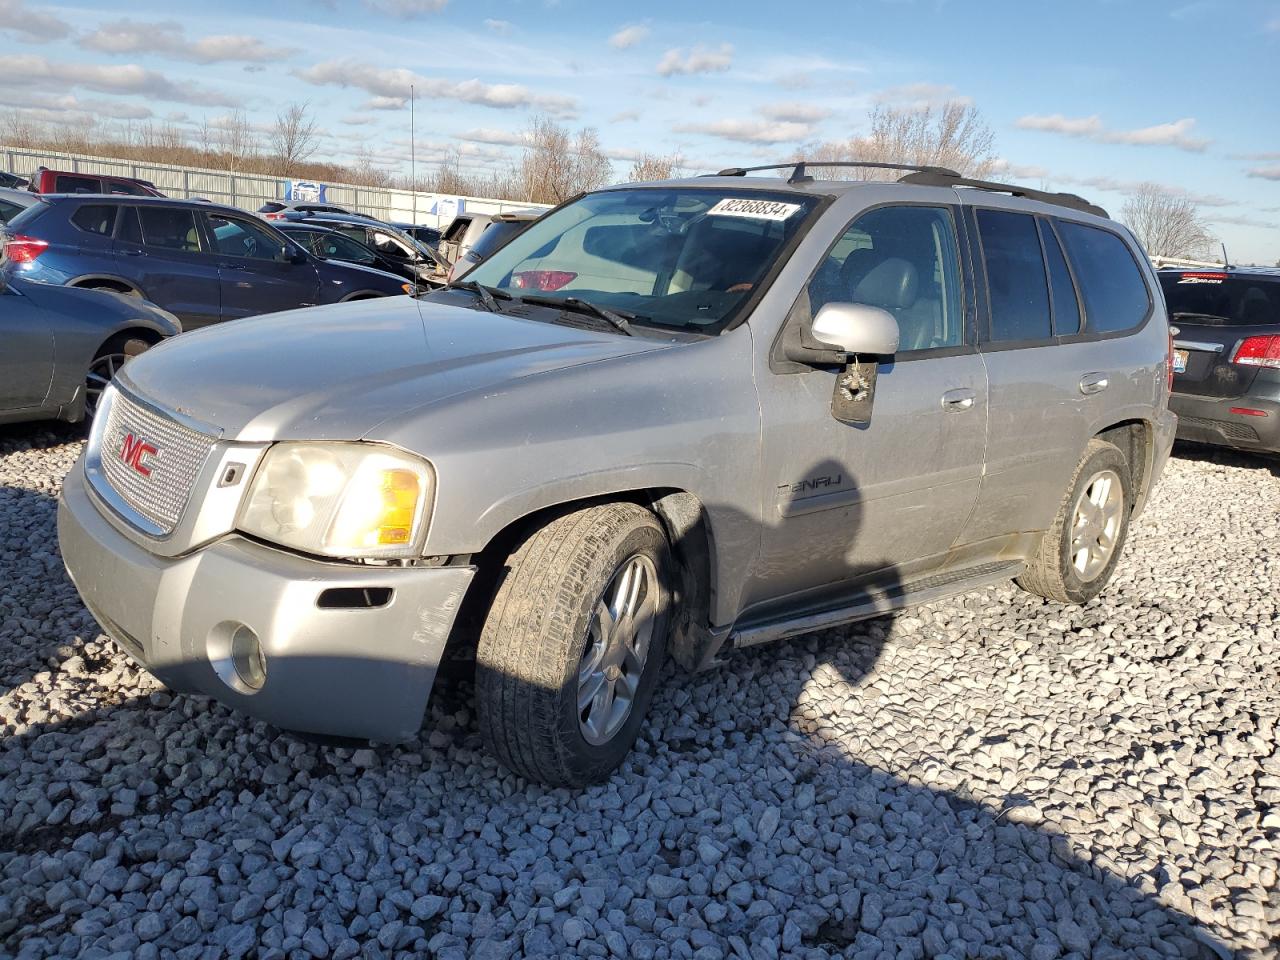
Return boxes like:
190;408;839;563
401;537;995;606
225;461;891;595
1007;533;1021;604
58;461;475;742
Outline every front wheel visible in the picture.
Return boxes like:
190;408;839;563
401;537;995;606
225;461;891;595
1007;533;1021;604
1017;438;1132;604
476;503;672;786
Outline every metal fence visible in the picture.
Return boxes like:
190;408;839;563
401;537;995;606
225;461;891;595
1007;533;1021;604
0;145;546;228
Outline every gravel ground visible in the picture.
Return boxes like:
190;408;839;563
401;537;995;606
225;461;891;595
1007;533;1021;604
1;425;1277;960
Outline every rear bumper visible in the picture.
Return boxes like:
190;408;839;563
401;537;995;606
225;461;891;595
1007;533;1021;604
1169;392;1280;454
58;459;475;742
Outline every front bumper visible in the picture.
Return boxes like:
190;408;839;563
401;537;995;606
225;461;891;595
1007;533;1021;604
1169;392;1280;454
58;459;475;742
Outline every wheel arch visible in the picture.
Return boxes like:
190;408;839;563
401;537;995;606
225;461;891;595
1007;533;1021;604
338;290;387;302
69;274;145;297
1095;418;1153;514
446;486;721;676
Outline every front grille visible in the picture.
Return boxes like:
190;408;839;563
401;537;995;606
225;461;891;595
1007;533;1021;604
96;391;216;534
1178;415;1259;443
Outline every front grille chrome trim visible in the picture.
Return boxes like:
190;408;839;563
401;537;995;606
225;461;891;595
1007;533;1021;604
85;386;219;538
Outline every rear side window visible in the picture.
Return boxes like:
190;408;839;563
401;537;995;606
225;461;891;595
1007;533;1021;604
107;180;150;196
138;208;201;252
55;175;100;194
1056;221;1150;334
1159;274;1280;326
977;209;1051;342
71;204;117;236
1039;220;1081;335
0;198;21;221
468;222;525;261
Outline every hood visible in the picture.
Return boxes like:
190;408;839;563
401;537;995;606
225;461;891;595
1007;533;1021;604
117;296;672;441
323;258;406;284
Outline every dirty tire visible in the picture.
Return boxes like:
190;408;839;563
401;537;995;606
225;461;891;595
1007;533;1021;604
1017;438;1132;604
476;502;671;787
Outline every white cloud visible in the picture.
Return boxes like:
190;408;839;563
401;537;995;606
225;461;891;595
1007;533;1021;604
1248;165;1280;181
1267;16;1280;31
456;127;526;146
483;18;512;34
0;0;70;41
874;83;970;108
657;44;733;77
1016;113;1210;152
296;59;577;116
0;54;236;106
363;0;448;17
609;24;650;49
1207;214;1277;228
677;118;813;144
758;102;831;124
609;109;641;123
0;90;154;120
80;20;297;64
341;114;378;126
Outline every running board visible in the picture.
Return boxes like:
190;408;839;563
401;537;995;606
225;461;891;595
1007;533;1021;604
730;560;1023;649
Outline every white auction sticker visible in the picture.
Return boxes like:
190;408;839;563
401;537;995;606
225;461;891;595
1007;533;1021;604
706;198;802;221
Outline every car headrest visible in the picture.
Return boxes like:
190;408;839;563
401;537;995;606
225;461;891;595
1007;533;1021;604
853;257;918;311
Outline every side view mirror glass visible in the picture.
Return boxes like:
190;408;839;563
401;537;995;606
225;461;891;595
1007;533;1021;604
811;302;900;356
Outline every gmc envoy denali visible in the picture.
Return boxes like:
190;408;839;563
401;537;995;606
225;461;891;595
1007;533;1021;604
58;162;1177;786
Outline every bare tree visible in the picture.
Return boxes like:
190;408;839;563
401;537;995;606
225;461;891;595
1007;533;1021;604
213;110;257;171
1121;183;1215;259
270;102;320;177
801;102;996;179
519;115;613;204
628;151;684;182
0;110;42;148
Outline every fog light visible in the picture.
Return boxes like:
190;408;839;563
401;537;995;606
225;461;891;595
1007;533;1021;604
230;625;266;690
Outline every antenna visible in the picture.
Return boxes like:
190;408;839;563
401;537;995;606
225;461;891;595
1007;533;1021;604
1221;241;1230;268
409;83;417;227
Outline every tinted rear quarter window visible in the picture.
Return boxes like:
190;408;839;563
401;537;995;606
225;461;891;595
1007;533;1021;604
55;175;100;194
468;222;525;261
1158;274;1280;326
1056;221;1150;334
107;180;150;196
977;209;1051;342
71;204;117;236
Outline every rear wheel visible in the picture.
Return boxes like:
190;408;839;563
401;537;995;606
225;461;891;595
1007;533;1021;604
77;282;140;298
85;336;151;419
476;503;671;787
1017;439;1132;604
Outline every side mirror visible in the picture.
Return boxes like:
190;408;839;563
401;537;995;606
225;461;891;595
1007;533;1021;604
811;302;900;356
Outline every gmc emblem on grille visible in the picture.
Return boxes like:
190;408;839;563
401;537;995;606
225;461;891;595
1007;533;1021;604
119;433;158;477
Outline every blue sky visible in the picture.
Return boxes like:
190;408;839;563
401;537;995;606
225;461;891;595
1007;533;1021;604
2;0;1278;261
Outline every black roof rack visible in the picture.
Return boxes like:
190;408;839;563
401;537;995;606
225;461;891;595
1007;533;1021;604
897;170;1108;218
707;160;1108;218
712;161;961;184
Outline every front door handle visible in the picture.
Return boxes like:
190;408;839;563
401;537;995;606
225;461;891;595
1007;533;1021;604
941;388;976;411
1080;373;1109;395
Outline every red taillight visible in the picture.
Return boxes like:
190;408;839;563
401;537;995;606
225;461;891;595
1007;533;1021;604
264;212;283;220
1179;272;1228;281
1231;335;1280;370
4;234;48;264
513;270;577;292
1229;407;1269;417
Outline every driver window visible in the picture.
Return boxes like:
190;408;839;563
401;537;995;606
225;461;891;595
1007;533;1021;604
807;206;964;352
206;214;284;261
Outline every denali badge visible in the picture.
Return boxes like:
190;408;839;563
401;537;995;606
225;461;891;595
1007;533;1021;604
119;433;158;477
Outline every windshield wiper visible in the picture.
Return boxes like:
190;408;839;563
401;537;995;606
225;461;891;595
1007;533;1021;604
446;280;512;312
519;294;635;336
1171;311;1231;323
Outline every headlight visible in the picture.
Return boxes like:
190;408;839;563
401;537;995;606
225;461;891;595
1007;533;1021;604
237;443;434;559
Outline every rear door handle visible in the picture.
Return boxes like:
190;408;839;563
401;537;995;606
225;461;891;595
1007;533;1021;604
941;388;976;411
1080;373;1109;395
120;248;145;257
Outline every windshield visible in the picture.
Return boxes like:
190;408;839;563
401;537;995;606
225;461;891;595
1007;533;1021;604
462;188;819;332
1160;273;1280;326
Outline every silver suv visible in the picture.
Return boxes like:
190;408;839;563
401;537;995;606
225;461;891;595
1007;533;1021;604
58;162;1177;786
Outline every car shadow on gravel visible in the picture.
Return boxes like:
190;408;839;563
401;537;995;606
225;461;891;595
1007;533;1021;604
0;453;1237;959
1171;439;1280;477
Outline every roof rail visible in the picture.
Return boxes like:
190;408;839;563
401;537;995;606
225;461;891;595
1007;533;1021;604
711;161;961;184
897;170;1109;218
1149;255;1227;270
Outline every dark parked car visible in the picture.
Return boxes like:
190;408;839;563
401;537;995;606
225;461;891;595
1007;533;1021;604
27;166;163;197
446;209;542;282
1162;265;1280;455
393;223;442;247
1;196;412;329
0;186;37;222
276;222;444;286
0;171;27;189
0;273;179;425
283;212;447;285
